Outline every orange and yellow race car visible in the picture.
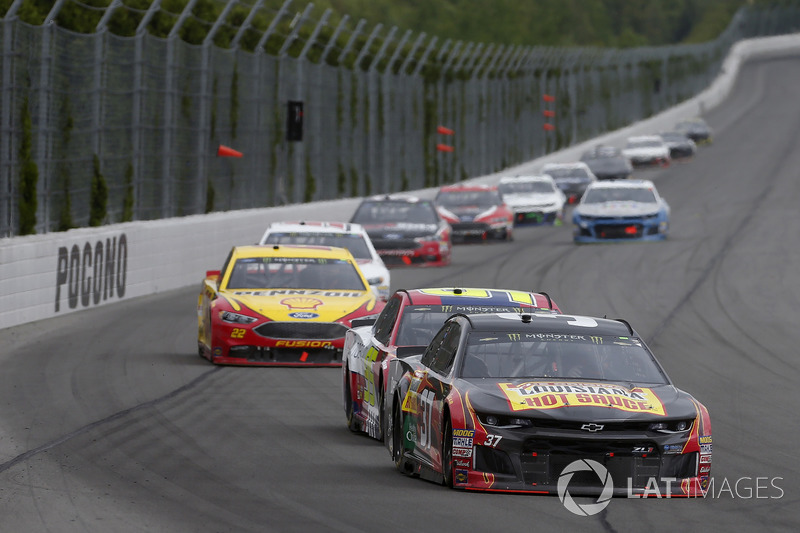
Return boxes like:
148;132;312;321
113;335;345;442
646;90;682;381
198;244;385;366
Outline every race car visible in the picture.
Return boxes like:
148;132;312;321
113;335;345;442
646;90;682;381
579;144;633;181
435;184;514;242
540;162;597;204
621;135;671;168
385;312;711;497
349;195;452;267
572;179;670;243
197;244;384;366
258;221;390;301
659;131;697;160
675;117;713;145
497;175;566;226
342;288;560;440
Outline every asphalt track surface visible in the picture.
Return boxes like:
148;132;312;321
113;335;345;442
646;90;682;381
2;55;800;533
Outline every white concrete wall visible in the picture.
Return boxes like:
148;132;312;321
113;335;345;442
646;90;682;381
2;34;799;331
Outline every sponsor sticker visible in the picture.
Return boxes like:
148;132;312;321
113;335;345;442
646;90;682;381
498;382;667;415
453;447;473;458
288;312;319;319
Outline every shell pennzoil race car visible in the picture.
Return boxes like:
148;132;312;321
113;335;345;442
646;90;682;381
385;312;711;497
197;244;384;366
342;288;560;440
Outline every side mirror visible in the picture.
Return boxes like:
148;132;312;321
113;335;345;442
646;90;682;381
351;316;377;328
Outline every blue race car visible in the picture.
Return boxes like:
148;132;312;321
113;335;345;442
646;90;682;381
572;180;669;243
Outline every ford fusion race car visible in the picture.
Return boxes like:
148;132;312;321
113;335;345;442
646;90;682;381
435;184;514;242
572;180;670;243
259;221;390;301
350;195;452;267
386;312;711;497
621;135;671;168
343;288;560;440
497;175;566;226
197;245;384;366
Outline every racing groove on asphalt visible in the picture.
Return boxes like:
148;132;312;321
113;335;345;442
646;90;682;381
1;55;799;532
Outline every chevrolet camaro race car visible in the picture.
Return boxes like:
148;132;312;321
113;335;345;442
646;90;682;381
350;195;452;267
385;312;712;496
258;220;391;301
435;184;514;242
572;180;670;243
497;175;566;226
675;117;713;145
659;131;697;160
580;145;633;181
343;288;561;440
197;245;384;366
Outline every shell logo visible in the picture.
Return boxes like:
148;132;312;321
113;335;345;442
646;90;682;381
280;297;324;310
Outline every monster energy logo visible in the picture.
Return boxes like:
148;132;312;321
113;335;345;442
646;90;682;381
442;305;453;312
590;336;603;344
507;333;521;341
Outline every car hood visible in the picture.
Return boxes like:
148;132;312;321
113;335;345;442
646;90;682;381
438;205;498;222
462;380;696;421
361;222;440;239
218;289;379;321
622;147;668;157
503;193;562;207
576;201;661;217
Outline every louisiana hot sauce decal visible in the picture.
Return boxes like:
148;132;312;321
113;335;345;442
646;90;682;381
498;382;667;416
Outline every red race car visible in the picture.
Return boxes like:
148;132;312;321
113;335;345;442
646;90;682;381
342;287;560;440
435;184;514;242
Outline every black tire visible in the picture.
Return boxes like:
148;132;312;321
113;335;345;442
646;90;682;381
344;366;359;432
392;400;406;472
442;418;454;488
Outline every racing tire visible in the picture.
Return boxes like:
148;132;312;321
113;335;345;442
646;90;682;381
392;400;409;473
442;418;454;488
343;366;360;433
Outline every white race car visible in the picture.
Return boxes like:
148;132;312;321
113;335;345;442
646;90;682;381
497;174;566;225
258;221;391;301
621;135;671;168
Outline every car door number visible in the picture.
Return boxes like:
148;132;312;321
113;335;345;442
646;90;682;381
484;434;503;447
418;389;435;449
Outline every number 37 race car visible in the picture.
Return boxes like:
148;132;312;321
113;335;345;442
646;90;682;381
385;312;711;497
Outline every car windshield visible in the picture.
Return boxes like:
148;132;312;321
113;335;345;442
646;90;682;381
436;190;500;208
263;232;372;260
351;201;439;224
395;305;539;347
544;167;589;180
582;188;657;204
581;146;620;160
660;132;687;142
225;257;367;291
459;333;668;383
498;181;555;194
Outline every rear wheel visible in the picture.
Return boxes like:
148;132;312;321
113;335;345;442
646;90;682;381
392;400;407;472
442;418;454;487
344;366;359;432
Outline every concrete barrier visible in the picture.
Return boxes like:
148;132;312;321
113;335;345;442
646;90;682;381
2;34;799;330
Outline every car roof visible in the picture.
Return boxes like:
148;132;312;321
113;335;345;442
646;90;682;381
541;162;590;170
232;244;356;260
455;312;635;337
499;174;555;184
586;179;655;190
401;287;559;312
264;221;367;235
438;184;497;192
362;194;427;203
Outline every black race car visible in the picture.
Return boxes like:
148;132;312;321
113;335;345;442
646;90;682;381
579;145;633;180
674;118;713;145
659;131;697;159
350;195;452;267
385;312;711;496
